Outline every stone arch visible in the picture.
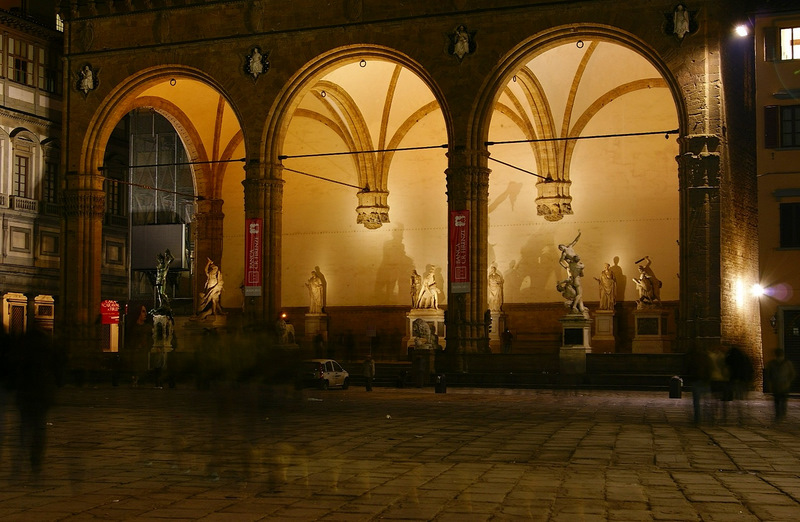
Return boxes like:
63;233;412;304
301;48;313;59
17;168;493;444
80;65;246;183
472;24;687;150
262;45;453;170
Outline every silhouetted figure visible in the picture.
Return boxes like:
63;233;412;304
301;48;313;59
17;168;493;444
688;342;711;425
501;328;513;354
363;355;375;391
725;344;754;424
765;348;796;423
14;329;58;475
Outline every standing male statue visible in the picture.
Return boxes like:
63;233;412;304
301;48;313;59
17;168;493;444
152;249;175;315
487;265;504;312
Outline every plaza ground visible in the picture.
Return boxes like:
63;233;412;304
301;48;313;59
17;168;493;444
1;384;800;521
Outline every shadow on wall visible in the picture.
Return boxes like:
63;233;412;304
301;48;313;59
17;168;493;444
374;225;414;303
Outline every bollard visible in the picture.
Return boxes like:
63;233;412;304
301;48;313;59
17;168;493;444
669;375;683;399
435;374;447;394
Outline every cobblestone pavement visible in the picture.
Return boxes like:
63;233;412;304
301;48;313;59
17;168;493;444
1;384;800;521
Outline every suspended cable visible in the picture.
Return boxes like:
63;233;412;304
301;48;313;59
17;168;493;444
487;156;551;181
98;157;246;171
282;166;367;191
485;128;678;146
278;144;447;160
105;177;204;201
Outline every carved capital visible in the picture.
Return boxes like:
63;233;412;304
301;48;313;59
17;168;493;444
535;179;572;221
63;190;105;218
445;165;490;206
356;190;389;229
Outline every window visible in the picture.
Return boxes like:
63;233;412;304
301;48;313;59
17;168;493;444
56;14;64;32
38;48;58;93
43;161;58;204
105;174;125;217
764;105;800;148
13;155;29;198
780;202;800;248
781;27;800;60
8;38;34;86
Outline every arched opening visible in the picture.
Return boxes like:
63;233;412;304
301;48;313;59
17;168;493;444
84;71;245;330
270;50;450;358
480;28;681;353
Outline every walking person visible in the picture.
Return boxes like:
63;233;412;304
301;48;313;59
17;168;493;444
765;348;796;423
363;354;375;392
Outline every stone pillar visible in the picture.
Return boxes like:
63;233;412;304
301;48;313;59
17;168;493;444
242;161;284;325
62;177;105;357
677;135;721;350
445;148;490;369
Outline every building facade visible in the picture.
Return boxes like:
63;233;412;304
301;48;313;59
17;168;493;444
755;4;800;390
0;3;61;335
51;1;762;378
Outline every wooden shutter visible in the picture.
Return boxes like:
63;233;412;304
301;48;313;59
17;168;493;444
765;105;780;149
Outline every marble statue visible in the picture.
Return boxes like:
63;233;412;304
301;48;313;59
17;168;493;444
196;258;225;319
673;4;690;39
410;269;422;308
79;65;94;94
594;262;617;310
306;270;323;314
555;231;587;316
276;316;296;344
411;318;435;349
487;265;504;312
632;256;662;308
415;266;440;309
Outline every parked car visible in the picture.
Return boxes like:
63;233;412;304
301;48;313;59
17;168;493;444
296;359;350;390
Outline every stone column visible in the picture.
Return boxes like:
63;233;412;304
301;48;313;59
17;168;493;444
445;148;490;369
62;174;106;358
242;161;284;325
677;134;721;350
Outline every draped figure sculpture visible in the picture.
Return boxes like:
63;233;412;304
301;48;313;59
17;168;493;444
306;270;324;314
487;265;504;312
594;263;617;310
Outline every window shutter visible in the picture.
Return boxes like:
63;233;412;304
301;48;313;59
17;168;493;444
764;27;777;62
765;105;779;149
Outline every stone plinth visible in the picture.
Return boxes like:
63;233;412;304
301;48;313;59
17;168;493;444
489;311;506;353
559;314;592;374
631;309;672;353
403;309;446;350
592;310;616;353
305;313;328;342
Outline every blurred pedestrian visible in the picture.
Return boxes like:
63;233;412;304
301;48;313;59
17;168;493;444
725;344;754;424
765;348;796;423
688;342;711;425
708;343;729;423
363;354;375;392
14;328;58;475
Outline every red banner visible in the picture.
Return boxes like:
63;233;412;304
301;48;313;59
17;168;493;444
449;210;470;293
100;300;120;325
245;218;262;296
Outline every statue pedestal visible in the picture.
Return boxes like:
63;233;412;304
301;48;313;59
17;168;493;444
631;309;672;353
559;314;591;374
591;310;616;353
149;314;174;372
403;309;446;351
489;312;506;352
305;313;328;343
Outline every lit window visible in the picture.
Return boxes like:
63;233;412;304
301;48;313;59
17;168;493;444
13;155;29;198
764;105;800;148
56;14;64;32
8;38;34;86
780;27;800;60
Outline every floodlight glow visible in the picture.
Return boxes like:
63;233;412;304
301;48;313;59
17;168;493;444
735;24;749;37
751;284;765;297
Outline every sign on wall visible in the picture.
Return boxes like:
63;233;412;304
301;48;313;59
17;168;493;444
100;300;120;325
449;210;470;293
245;218;262;296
